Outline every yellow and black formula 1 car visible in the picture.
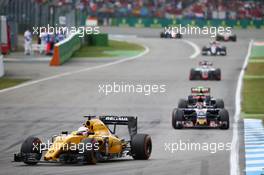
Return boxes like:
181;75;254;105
14;116;152;165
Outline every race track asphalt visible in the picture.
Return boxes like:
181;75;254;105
0;27;262;175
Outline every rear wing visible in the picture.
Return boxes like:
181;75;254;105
191;87;210;94
99;116;137;137
199;61;212;66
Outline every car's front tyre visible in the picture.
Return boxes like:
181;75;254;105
79;138;98;164
20;136;42;165
172;108;184;129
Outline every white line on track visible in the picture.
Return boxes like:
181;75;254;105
246;154;264;158
245;129;264;132
246;145;264;148
245;135;264;138
246;166;264;172
244;128;264;131
0;45;150;94
246;160;264;164
245;133;264;135
4;57;52;62
246;141;264;144
246;149;264;153
245;138;264;141
182;40;200;59
230;40;254;175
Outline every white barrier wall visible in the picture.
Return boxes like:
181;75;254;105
0;55;4;77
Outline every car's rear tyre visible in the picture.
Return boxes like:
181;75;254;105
215;68;221;80
176;33;182;39
232;35;237;42
189;69;197;80
216;35;221;41
208;71;214;80
172;108;184;129
188;95;195;105
215;99;225;108
178;99;188;108
222;47;227;56
20;136;42;165
205;95;211;105
131;134;152;160
165;33;171;38
219;109;229;129
202;47;208;55
79;138;98;164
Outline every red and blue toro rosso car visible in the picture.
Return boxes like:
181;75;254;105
172;87;229;129
177;86;225;109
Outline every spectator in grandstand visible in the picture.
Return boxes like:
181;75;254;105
36;0;264;20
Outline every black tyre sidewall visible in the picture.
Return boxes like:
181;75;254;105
178;99;188;108
172;109;184;129
219;109;229;129
215;68;221;80
20;136;42;165
131;134;152;160
172;108;177;129
215;99;225;108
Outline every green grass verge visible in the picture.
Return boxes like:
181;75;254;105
246;62;264;76
251;45;264;60
73;40;145;58
242;77;264;115
0;77;28;90
242;43;264;118
241;112;264;120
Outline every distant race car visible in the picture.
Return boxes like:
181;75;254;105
216;32;237;42
202;41;227;56
171;104;229;129
177;86;225;109
14;116;152;165
160;28;182;39
189;61;221;80
172;87;229;129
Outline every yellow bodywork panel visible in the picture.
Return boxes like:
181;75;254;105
44;119;124;161
196;119;207;125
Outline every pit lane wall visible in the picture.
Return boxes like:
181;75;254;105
0;54;4;77
110;18;264;29
50;32;108;66
50;33;81;66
